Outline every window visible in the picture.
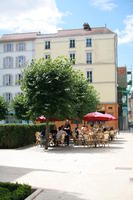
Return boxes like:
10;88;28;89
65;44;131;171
4;43;13;52
3;74;13;86
108;107;113;110
70;53;75;64
4;93;12;103
86;52;92;64
16;56;25;67
15;74;22;85
17;42;25;51
45;41;50;49
45;54;50;59
3;57;13;68
70;39;75;48
86;38;92;47
87;71;92;83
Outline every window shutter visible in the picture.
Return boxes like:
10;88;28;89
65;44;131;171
16;44;18;51
3;44;6;52
24;56;26;65
10;75;13;86
10;93;13;101
15;74;18;85
11;57;13;68
11;44;13;52
3;58;6;68
16;57;18;68
3;75;5;86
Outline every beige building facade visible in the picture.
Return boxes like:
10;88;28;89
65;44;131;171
35;24;118;128
35;25;117;103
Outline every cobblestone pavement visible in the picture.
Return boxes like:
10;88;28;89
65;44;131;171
0;132;133;200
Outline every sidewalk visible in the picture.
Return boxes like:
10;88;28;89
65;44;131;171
0;132;133;200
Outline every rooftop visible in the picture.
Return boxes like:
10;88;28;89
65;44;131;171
39;26;115;39
0;32;41;42
0;24;115;42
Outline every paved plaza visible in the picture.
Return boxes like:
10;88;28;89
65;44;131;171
0;132;133;200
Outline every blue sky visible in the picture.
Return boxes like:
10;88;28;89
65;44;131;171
0;0;132;68
56;0;133;69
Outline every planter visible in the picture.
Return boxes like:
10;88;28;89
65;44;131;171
25;188;43;200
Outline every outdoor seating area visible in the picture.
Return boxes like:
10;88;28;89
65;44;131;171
72;126;118;147
35;125;118;148
35;112;118;149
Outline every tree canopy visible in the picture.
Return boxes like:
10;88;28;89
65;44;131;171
21;57;99;121
12;93;29;120
0;96;8;120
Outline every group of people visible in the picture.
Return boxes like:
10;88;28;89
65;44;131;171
39;121;117;147
78;123;116;142
40;119;72;146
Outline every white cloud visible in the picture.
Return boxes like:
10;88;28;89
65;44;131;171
0;0;63;33
116;15;133;44
90;0;117;11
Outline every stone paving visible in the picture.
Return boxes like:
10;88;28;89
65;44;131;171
0;132;133;200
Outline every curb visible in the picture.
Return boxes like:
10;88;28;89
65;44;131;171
25;188;44;200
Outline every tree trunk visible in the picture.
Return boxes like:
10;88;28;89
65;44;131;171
45;119;49;150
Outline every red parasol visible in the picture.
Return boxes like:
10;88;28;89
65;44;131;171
83;112;117;122
83;112;109;122
36;115;46;122
104;113;116;121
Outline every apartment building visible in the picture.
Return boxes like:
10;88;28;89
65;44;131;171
0;32;40;102
35;23;118;128
0;24;118;127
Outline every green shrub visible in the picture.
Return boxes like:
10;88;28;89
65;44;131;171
0;182;32;200
0;123;54;148
0;187;10;197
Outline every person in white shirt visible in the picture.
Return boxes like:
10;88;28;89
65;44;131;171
56;126;66;141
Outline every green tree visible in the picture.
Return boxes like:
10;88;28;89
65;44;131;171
22;57;99;148
12;93;30;120
0;96;8;120
22;57;77;148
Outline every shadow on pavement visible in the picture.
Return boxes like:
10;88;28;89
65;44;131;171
0;165;67;183
37;188;87;200
15;136;126;154
46;145;124;154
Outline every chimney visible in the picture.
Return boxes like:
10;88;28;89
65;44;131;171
83;23;91;31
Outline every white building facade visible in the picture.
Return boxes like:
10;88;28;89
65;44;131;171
0;32;40;102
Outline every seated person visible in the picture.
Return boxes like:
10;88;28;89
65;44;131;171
83;125;89;135
40;128;46;145
64;119;72;146
74;127;79;139
50;125;57;145
56;126;66;145
109;127;115;141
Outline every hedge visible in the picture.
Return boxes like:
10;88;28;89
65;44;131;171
0;123;54;149
0;182;32;200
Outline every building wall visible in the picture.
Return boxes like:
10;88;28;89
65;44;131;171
100;103;118;129
0;40;35;98
35;34;117;104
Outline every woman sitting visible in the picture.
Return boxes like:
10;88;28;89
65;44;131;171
56;126;66;146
